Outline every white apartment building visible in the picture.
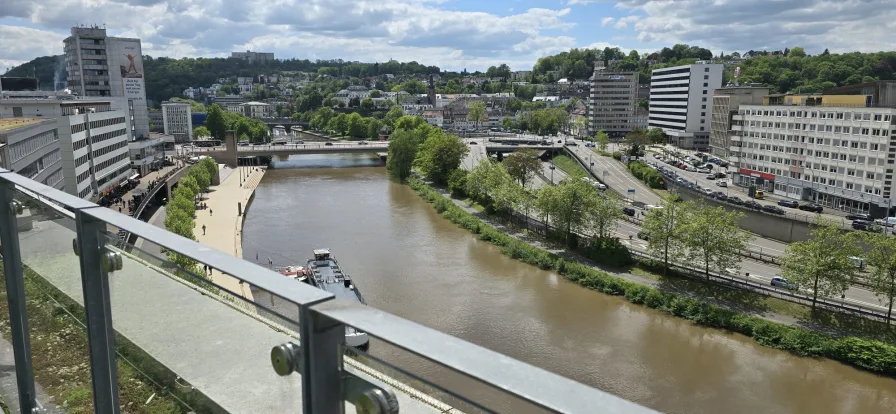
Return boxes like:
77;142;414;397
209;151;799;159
589;70;639;138
732;103;896;216
649;62;724;150
231;51;275;64
161;101;192;142
0;95;132;199
0;119;64;190
240;101;271;119
64;26;150;140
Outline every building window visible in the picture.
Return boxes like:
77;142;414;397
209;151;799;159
705;68;710;72
703;82;708;87
701;112;706;116
702;97;707;102
702;105;706;109
703;90;708;94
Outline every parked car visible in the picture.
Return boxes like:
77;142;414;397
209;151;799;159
324;142;334;146
704;188;714;195
705;174;716;180
762;205;786;215
715;172;727;179
622;207;636;216
698;168;711;174
798;203;823;213
727;196;744;205
777;200;799;208
358;140;368;145
716;181;728;187
744;200;762;210
715;194;729;202
874;217;896;227
771;276;798;290
846;213;872;221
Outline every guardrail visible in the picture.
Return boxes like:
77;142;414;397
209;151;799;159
0;167;657;413
501;206;890;323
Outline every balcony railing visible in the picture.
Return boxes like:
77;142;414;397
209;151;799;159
0;167;656;414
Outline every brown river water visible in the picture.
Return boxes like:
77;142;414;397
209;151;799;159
241;154;896;413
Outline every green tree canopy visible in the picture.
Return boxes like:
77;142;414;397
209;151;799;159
502;148;541;188
413;131;468;184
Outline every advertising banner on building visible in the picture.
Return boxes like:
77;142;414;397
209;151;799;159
119;41;145;101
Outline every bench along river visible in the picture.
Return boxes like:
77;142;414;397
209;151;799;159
241;154;896;414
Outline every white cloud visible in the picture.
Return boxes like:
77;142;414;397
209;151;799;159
613;16;639;29
601;17;615;27
566;0;600;4
0;25;65;71
617;0;896;53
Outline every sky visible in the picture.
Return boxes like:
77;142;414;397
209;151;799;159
2;0;895;74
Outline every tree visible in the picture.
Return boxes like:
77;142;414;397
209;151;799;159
502;149;541;188
187;165;211;191
864;232;896;324
587;194;622;239
788;47;806;58
467;101;487;130
369;90;382;98
642;199;691;276
193;126;211;139
367;118;382;140
536;178;599;245
573;116;588;137
624;127;649;157
360;98;375;111
414;131;468;184
501;116;513;130
205;104;227;139
647;128;666;145
384;105;405;127
682;204;751;280
779;218;862;309
594;130;610;152
179;175;200;199
386;129;420;181
199;157;218;178
346;113;366;138
465;161;516;216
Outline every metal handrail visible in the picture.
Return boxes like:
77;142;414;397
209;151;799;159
0;167;657;414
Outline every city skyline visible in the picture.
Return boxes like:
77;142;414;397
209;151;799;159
3;0;896;74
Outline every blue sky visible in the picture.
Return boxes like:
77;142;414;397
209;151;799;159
2;0;894;74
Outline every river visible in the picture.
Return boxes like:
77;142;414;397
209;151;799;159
241;154;896;414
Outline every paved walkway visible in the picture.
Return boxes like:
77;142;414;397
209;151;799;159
194;166;265;302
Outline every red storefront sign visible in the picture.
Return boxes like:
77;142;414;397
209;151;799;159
738;168;775;181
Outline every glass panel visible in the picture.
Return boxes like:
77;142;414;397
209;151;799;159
104;229;302;412
350;341;551;413
5;189;93;412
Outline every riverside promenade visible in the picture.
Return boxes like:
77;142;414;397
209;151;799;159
194;165;265;301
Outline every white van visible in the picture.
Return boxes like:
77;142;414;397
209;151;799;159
596;183;607;191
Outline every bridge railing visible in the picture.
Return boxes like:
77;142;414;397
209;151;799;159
0;167;657;414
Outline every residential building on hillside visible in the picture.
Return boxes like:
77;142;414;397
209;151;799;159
161;101;192;142
731;93;896;216
511;71;532;81
0;118;64;190
64;26;150;140
241;101;272;119
709;84;770;159
649;62;724;150
183;87;203;99
231;51;275;64
333;85;370;106
589;69;639;138
0;94;133;199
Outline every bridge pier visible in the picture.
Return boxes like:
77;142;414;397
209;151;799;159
277;154;290;162
223;130;238;168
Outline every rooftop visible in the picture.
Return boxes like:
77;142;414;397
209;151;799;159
0;118;44;131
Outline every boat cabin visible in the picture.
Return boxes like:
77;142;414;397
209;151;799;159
312;249;332;261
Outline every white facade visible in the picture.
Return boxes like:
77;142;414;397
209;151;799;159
128;134;173;176
334;86;370;106
422;110;443;127
241;101;271;119
0;119;64;190
649;62;723;149
732;105;896;214
231;51;274;63
64;27;150;140
1;95;133;199
161;101;193;142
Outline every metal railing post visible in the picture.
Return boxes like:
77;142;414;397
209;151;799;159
74;211;121;413
0;179;39;413
299;305;344;413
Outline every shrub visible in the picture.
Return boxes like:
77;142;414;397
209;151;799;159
611;151;623;160
627;161;665;189
407;175;896;378
581;237;633;267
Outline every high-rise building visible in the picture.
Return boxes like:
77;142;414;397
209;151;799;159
64;26;150;140
649;62;723;150
0;93;133;199
161;101;192;142
230;50;275;64
589;68;639;138
709;84;770;159
731;91;896;216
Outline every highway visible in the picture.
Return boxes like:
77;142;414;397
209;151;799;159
565;144;664;206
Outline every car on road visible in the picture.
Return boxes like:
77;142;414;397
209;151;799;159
716;181;728;187
771;276;798;290
762;205;786;215
727;196;744;205
637;231;650;240
622;207;636;216
697;168;711;174
358;141;368;145
705;174;716;180
469;141;478;145
874;217;896;227
714;194;729;202
686;166;698;172
704;188;714;195
847;213;872;221
715;172;727;179
744;200;762;210
798;203;823;213
324;142;334;146
567;142;578;146
777;200;799;209
852;221;881;232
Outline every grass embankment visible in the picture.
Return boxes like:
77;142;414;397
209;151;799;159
0;263;191;413
408;177;896;377
551;155;589;178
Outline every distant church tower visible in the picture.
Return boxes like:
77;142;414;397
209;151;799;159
428;74;437;106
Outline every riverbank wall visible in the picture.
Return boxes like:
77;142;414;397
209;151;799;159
408;177;896;378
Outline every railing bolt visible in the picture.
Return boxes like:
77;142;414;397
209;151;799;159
354;388;399;414
10;200;23;215
72;238;80;257
270;341;302;376
101;250;123;272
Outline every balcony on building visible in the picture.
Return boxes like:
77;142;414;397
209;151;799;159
0;169;657;414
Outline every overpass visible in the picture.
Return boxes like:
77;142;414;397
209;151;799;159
261;118;309;131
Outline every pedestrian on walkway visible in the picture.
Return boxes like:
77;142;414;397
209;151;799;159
210;209;213;216
202;224;206;235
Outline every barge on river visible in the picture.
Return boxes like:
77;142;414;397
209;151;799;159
278;248;369;349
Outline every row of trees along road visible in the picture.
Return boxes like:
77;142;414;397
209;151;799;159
163;158;218;276
780;217;896;322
